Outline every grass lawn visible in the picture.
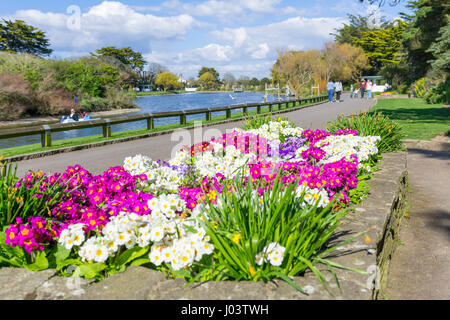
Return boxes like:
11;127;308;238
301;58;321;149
0;100;313;158
371;98;450;140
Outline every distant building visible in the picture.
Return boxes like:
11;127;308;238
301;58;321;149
361;75;391;92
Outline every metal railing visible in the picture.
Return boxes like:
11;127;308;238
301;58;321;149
0;95;327;148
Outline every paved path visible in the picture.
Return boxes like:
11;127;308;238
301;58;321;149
385;141;450;299
14;94;375;176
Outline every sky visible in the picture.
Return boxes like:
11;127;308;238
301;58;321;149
0;0;412;79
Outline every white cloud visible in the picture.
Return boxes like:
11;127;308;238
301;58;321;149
3;1;200;51
144;15;347;79
1;1;352;79
241;0;282;13
211;16;346;58
176;43;234;63
250;43;270;59
159;0;307;23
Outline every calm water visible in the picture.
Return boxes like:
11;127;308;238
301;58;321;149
1;92;289;150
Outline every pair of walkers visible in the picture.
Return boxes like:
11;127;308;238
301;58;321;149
327;80;343;102
359;79;373;99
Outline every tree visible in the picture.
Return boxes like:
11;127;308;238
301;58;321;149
155;72;181;91
260;78;271;85
0;19;52;56
249;78;260;86
428;16;450;78
139;62;169;87
272;50;320;98
198;67;219;81
358;0;403;5
222;72;236;89
401;0;450;80
91;46;146;72
333;14;371;45
321;42;368;82
198;72;217;89
353;20;407;73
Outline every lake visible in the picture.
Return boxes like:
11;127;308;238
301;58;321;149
1;91;286;149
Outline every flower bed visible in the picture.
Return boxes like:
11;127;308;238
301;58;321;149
0;117;389;291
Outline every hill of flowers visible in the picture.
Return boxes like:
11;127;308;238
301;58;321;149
0;117;382;287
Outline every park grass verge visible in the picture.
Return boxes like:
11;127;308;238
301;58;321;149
0;100;316;159
370;98;450;140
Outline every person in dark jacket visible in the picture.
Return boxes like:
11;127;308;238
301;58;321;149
69;109;79;121
359;79;366;99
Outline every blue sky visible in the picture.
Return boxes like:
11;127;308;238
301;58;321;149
1;0;412;79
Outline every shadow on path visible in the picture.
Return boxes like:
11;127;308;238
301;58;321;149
407;148;450;162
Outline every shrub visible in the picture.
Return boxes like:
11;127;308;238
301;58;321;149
327;112;404;153
80;97;110;112
0;161;68;230
424;81;447;104
0;52;137;120
413;78;426;97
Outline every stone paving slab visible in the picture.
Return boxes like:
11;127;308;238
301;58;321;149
0;268;57;300
384;142;450;299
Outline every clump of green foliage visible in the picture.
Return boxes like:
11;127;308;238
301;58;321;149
0;52;136;120
327;112;404;153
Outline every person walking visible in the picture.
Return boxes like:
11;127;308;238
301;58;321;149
367;80;373;99
335;81;343;102
327;80;335;102
360;79;366;99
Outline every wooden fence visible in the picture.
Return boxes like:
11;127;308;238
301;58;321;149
0;95;327;148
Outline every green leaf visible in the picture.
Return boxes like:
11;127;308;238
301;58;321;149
130;257;150;266
0;242;26;265
173;268;192;279
25;251;49;271
115;246;149;268
269;271;306;294
78;263;107;279
54;243;72;263
56;259;83;272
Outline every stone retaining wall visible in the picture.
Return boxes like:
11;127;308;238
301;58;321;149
0;152;408;300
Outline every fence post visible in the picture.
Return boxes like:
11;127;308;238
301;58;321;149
257;105;262;114
180;111;186;125
102;119;112;138
268;103;272;112
226;108;231;119
243;104;248;116
206;108;212;121
146;113;154;130
41;125;52;147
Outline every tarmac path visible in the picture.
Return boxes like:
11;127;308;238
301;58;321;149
14;93;375;176
384;141;450;300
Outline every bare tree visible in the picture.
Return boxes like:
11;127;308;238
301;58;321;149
358;0;402;6
222;72;236;90
273;50;320;98
320;42;368;83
